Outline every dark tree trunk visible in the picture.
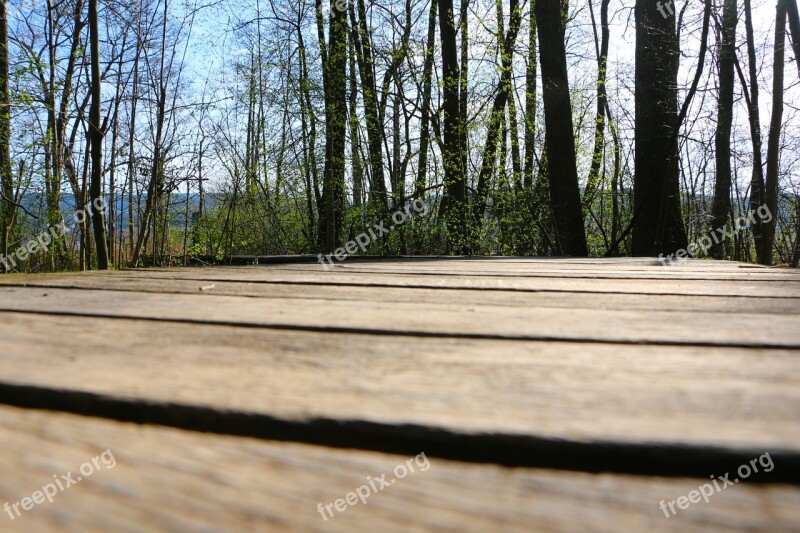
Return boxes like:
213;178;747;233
631;0;688;256
534;0;587;256
297;25;319;240
473;0;522;223
391;78;401;206
321;3;348;251
415;0;437;199
743;0;766;258
0;0;11;260
132;0;169;267
438;0;466;251
351;0;388;217
523;0;537;190
761;0;786;265
507;81;522;191
89;0;110;269
458;0;469;192
348;32;363;208
785;0;800;79
583;0;609;208
709;0;738;259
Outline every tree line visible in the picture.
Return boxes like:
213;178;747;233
1;0;799;271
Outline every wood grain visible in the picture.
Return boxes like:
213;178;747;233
0;257;797;531
0;312;798;457
1;275;798;313
0;285;797;348
1;406;799;533
72;267;800;297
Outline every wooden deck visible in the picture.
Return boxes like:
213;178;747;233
0;257;799;531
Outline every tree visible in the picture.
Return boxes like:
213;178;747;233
319;2;348;251
438;0;466;252
743;0;766;259
762;0;787;265
786;0;800;79
415;0;437;199
709;0;738;259
473;0;522;223
350;0;388;218
348;32;363;208
89;0;110;269
631;0;688;257
583;0;610;208
522;0;537;191
0;0;11;260
534;0;587;256
3;0;798;269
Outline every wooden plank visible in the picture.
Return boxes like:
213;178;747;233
185;255;795;272
269;261;800;280
0;312;798;456
0;274;800;314
70;267;800;298
1;406;798;532
0;285;797;347
128;263;800;282
5;255;799;295
1;275;797;313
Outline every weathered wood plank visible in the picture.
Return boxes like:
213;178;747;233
5;256;798;295
0;312;798;455
1;257;798;532
268;261;800;280
0;285;797;347
1;406;798;532
177;255;797;272
1;275;798;313
68;267;800;297
128;264;800;283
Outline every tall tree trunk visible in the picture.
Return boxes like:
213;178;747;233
743;0;766;259
127;38;141;264
785;0;800;79
391;78;401;205
132;0;169;266
473;0;522;222
351;0;388;217
534;0;587;256
608;106;621;249
709;0;738;259
45;0;58;266
89;0;109;269
783;0;800;264
320;0;348;251
108;40;124;263
438;0;466;251
415;0;437;199
523;0;537;190
297;24;319;239
244;54;257;198
584;0;609;208
761;0;787;265
508;83;522;191
348;31;363;208
458;0;469;192
792;198;800;267
631;0;688;256
0;0;11;260
47;0;85;268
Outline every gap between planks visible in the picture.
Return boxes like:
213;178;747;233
1;382;799;485
3;405;798;532
0;313;798;476
0;285;798;349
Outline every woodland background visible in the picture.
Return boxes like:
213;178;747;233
1;0;799;271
